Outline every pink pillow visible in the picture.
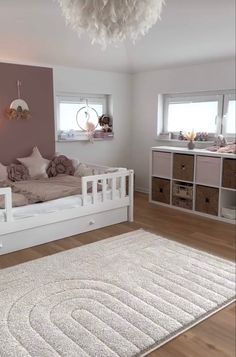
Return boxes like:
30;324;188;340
7;163;29;182
17;147;50;179
47;155;75;177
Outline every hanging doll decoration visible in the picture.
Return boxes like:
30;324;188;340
6;80;31;120
85;111;96;143
76;99;98;143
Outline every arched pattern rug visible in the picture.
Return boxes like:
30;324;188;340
0;229;235;356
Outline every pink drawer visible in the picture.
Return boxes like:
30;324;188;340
196;156;221;186
152;151;172;178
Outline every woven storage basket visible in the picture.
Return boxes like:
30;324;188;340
173;154;194;181
173;182;193;199
152;177;170;204
172;196;193;210
195;185;219;216
222;158;236;189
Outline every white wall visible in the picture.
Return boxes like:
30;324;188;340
53;60;235;192
130;59;235;192
54;66;132;167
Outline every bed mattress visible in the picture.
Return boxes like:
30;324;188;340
0;190;116;222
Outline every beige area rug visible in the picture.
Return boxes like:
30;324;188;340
0;229;235;357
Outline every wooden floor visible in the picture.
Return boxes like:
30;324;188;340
0;192;235;357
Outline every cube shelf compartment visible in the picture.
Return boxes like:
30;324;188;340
152;177;170;204
221;189;236;220
222;159;236;189
195;185;219;216
172;181;193;200
150;146;236;224
173;153;194;182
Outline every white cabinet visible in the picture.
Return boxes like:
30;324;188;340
150;146;236;224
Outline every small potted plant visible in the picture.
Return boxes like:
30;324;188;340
185;131;196;150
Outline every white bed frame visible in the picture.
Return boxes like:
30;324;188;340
0;168;134;255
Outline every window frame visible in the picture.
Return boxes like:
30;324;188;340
222;92;236;138
161;90;235;140
56;92;107;139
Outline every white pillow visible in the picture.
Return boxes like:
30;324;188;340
0;163;8;181
105;167;127;173
71;158;80;171
74;163;94;177
17;147;50;179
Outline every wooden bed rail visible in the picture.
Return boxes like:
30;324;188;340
82;169;134;221
0;187;13;222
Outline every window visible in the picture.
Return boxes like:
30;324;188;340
162;91;235;139
56;94;107;140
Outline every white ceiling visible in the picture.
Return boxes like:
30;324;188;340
0;0;235;73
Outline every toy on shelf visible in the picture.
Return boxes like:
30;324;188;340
98;114;113;132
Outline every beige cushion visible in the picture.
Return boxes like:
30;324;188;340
74;163;94;177
17;147;50;179
0;163;7;181
71;158;80;170
0;192;28;209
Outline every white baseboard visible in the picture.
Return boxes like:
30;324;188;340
135;187;149;194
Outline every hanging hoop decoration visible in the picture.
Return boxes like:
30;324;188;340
6;80;31;120
76;99;99;131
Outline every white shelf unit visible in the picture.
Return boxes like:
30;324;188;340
150;146;236;224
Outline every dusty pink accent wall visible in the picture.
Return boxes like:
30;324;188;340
0;63;55;164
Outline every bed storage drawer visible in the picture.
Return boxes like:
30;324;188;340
0;207;128;255
152;177;170;204
152;151;172;178
196;156;221;186
222;159;236;189
195;185;219;216
173;154;194;182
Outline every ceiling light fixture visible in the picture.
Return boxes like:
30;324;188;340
57;0;165;47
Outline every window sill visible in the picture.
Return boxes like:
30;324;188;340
57;131;114;142
56;138;113;142
156;137;214;144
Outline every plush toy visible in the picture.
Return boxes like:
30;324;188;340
214;134;227;147
98;114;112;132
